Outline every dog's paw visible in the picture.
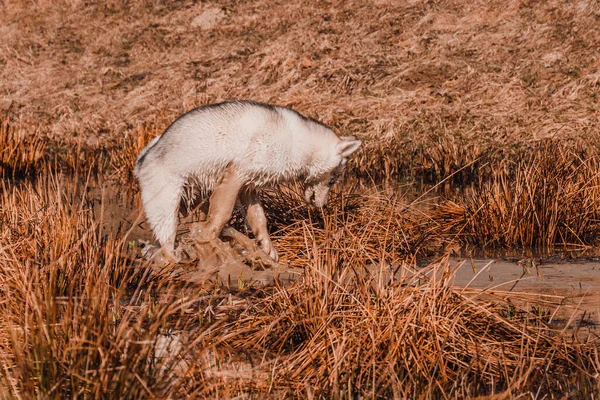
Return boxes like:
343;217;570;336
268;247;279;262
260;239;279;262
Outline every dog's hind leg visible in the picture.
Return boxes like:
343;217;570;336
139;173;183;261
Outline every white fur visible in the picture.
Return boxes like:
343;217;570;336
134;101;361;250
133;136;160;176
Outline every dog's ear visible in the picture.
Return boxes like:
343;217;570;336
337;139;362;158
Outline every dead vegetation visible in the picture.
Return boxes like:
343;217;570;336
1;173;599;398
2;0;600;179
222;258;599;398
0;119;45;178
436;140;600;249
2;0;600;397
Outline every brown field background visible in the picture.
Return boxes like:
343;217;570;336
3;0;599;147
2;0;600;398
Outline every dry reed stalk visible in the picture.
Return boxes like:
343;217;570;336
0;172;197;398
258;183;445;268
0;117;162;181
435;140;600;249
107;124;162;180
0;120;45;178
2;168;599;398
206;250;600;397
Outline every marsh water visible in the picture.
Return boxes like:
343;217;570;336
91;179;600;335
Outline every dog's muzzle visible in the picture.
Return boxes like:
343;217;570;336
304;185;329;208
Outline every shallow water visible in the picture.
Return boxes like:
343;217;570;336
91;180;600;331
447;257;600;337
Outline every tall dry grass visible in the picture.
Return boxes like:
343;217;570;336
436;140;600;249
260;184;443;268
217;257;600;398
2;168;600;398
0;120;45;178
0;172;215;397
1;172;147;397
0;117;161;182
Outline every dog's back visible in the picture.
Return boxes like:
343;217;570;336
135;101;335;191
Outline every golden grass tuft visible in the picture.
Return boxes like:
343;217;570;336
218;257;599;397
436;140;600;249
260;184;443;268
1;170;600;398
0;120;45;178
107;124;163;180
0;172;198;397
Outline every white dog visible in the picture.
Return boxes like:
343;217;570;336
134;101;361;261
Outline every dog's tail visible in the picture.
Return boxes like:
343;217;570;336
134;136;161;177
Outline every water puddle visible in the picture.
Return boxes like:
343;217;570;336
88;181;152;245
84;179;600;329
447;257;600;338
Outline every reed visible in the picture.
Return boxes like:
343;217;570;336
436;140;600;249
1;169;599;398
0;120;45;178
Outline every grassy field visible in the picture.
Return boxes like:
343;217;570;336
2;0;600;397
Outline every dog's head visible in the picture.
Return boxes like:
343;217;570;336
304;136;362;208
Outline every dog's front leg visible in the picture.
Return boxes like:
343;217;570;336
204;165;245;238
238;188;278;261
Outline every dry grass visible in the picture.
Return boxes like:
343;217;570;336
0;119;45;178
3;0;600;397
220;258;599;398
2;172;599;398
436;140;600;249
1;0;600;181
260;184;443;268
0;172;202;397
